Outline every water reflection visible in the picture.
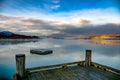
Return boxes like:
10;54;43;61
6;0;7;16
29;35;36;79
88;40;120;45
0;39;39;45
0;39;120;80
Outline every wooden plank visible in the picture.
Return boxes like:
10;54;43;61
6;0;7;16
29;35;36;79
90;67;120;80
26;66;120;80
26;61;85;72
91;62;120;75
25;61;120;80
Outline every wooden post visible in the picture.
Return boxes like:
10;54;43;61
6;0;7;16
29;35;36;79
16;54;25;78
85;50;91;67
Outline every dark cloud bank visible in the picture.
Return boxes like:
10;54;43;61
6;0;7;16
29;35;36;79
0;14;120;36
60;23;120;36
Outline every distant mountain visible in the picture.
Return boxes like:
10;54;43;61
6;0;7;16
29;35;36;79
0;31;39;39
0;31;13;36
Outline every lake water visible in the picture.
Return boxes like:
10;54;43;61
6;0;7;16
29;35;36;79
0;39;120;80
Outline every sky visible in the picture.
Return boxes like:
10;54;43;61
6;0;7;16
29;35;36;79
0;0;120;36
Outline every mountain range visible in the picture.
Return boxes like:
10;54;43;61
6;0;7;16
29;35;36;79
0;31;120;40
0;31;39;39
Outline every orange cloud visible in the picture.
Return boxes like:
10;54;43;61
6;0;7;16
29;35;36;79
79;19;91;25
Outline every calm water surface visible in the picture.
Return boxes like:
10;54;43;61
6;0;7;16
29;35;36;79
0;39;120;80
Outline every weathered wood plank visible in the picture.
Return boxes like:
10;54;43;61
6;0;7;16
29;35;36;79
26;66;120;80
26;61;85;72
91;62;120;75
25;61;120;80
91;67;120;80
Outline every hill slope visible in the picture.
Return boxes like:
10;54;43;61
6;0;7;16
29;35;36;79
0;31;39;39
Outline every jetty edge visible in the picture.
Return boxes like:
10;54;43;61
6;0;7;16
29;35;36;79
12;50;120;80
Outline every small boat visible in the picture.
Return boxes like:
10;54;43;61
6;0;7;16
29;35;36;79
30;49;53;55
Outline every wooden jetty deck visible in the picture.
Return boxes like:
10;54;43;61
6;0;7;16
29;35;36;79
13;50;120;80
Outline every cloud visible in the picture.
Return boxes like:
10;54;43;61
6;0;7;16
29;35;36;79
0;14;61;35
79;19;90;24
1;1;119;26
43;4;60;11
0;13;120;36
52;0;59;3
0;28;6;31
27;8;120;25
0;1;119;36
51;5;60;9
43;0;60;10
72;19;91;26
60;23;120;35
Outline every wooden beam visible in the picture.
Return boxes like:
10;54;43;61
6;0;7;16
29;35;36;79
91;62;120;75
85;50;91;66
15;54;25;78
26;61;85;72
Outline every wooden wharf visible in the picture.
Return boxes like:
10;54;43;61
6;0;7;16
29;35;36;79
12;50;120;80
